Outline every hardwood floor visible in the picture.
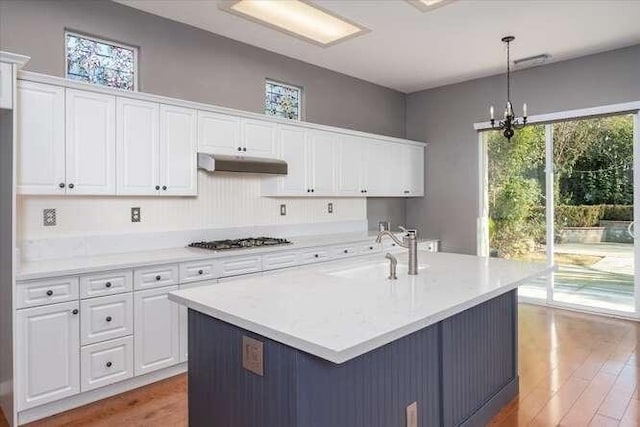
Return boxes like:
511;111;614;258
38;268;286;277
2;303;640;426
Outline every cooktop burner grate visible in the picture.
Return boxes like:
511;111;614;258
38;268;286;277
188;237;291;251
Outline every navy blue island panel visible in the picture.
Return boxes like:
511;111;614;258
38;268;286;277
187;290;518;427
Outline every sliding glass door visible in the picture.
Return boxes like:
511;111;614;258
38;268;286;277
480;111;639;316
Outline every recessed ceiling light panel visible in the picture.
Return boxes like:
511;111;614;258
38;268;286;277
219;0;369;47
406;0;457;12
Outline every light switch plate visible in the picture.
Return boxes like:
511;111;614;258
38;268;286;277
406;402;418;427
131;207;141;223
242;336;264;376
280;204;286;216
328;202;334;214
43;209;56;226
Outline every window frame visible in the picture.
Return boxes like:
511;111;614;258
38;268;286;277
64;30;139;92
265;79;304;121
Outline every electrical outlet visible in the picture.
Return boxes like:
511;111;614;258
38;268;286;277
280;204;286;216
328;202;334;214
43;209;56;226
406;402;418;427
131;207;141;223
242;336;264;376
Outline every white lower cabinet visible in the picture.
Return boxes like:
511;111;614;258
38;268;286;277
16;301;80;411
178;279;217;363
134;286;181;375
80;293;133;346
81;336;133;392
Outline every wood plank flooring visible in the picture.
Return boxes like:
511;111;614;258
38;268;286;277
2;303;640;426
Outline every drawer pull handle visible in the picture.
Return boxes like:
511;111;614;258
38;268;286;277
106;316;112;322
155;275;161;281
314;254;319;258
343;249;348;254
46;289;53;296
106;361;112;368
72;309;79;315
105;282;112;288
369;246;374;250
198;269;204;275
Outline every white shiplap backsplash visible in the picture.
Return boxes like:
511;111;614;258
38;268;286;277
17;172;367;260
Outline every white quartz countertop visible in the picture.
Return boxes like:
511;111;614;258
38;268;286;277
16;231;407;281
169;251;553;364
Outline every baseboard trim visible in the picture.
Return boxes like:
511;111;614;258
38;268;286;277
17;363;186;425
460;376;519;427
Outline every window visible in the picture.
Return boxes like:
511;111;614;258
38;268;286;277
265;80;302;120
65;32;137;91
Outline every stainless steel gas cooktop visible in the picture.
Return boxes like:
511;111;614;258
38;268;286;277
188;237;291;251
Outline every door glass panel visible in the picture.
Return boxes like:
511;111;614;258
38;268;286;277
485;125;548;299
551;115;635;312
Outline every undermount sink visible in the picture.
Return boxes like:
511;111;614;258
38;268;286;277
329;261;429;280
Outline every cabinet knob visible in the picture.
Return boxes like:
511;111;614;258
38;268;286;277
162;185;167;190
106;361;112;368
344;249;348;254
369;246;374;250
314;254;319;258
237;147;242;151
72;309;79;315
155;275;161;281
198;269;204;275
404;190;410;194
106;316;112;322
311;189;315;193
242;147;247;152
68;183;74;189
46;289;53;296
58;182;65;188
155;185;160;190
105;282;112;288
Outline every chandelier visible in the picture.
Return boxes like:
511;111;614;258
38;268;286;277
490;36;527;140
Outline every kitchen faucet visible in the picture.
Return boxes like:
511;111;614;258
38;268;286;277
376;226;419;275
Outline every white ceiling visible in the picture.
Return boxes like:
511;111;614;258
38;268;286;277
116;0;640;93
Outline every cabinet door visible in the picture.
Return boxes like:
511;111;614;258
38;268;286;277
363;140;388;196
337;135;364;196
308;130;336;195
134;286;180;375
159;105;197;196
65;89;116;195
17;81;65;195
277;125;308;195
0;62;12;109
178;279;217;363
197;111;241;155
242;118;276;158
116;98;159;195
409;144;425;196
16;301;80;410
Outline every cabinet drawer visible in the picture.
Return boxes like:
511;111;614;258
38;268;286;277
299;248;333;265
358;243;380;255
80;269;132;298
262;251;298;271
133;264;179;290
215;255;262;278
179;260;216;284
331;245;358;258
81;336;133;392
80;294;133;346
17;276;79;309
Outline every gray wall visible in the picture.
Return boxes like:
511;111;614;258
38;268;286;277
0;0;408;230
406;44;640;254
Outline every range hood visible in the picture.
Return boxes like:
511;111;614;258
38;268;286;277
197;153;287;175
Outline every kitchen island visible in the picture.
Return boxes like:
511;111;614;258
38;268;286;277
169;251;552;427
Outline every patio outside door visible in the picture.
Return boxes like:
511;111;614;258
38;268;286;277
481;111;639;317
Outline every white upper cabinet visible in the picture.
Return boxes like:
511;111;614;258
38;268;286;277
116;98;160;196
308;130;336;195
16;301;80;410
0;62;13;109
408;144;425;196
17;81;65;195
363;140;388;196
159;104;197;196
65;89;116;195
337;135;365;196
263;125;308;195
241;118;276;158
197;111;241;155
